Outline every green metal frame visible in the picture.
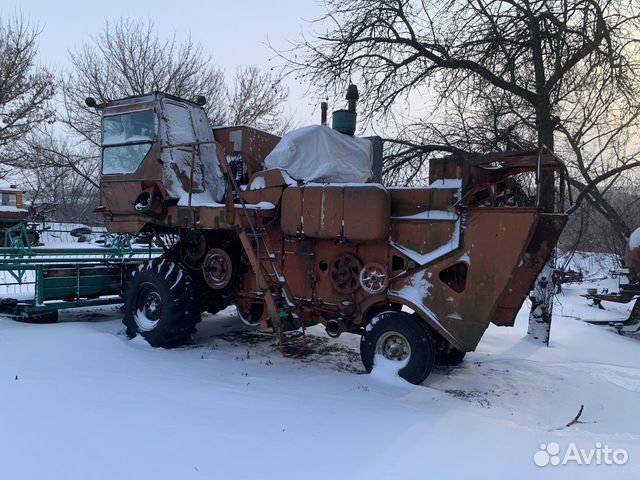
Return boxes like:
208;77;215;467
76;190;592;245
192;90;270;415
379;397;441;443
0;229;163;318
3;222;32;256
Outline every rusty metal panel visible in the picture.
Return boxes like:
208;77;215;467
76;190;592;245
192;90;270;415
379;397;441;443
389;188;429;216
491;213;568;326
247;169;290;189
389;208;540;351
342;186;390;241
101;182;143;214
103;214;149;234
429;188;459;210
240;187;283;207
391;218;456;256
299;187;325;238
625;231;640;283
322;186;344;238
425;221;456;254
429;156;463;182
313;243;355;301
281;187;302;236
282;185;390;241
213;126;280;176
282;238;315;298
391;221;429;254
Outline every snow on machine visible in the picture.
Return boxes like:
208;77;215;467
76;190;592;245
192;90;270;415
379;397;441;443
93;88;568;384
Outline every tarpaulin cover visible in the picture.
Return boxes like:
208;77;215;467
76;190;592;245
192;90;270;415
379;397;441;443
264;125;372;183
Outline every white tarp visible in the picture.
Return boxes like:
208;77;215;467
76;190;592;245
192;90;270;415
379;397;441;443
264;125;373;183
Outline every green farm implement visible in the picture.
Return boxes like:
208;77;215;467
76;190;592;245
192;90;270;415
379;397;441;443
0;225;162;322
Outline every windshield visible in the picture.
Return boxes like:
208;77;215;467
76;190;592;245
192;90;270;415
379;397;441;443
102;110;155;175
102;110;155;145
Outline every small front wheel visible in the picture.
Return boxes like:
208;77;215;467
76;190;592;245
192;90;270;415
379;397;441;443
360;311;436;385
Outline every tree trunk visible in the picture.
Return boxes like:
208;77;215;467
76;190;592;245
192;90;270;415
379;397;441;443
527;108;556;345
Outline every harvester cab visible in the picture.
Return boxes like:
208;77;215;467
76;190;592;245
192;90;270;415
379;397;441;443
95;89;569;384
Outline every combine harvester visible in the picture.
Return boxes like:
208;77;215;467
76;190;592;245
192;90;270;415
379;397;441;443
87;86;569;384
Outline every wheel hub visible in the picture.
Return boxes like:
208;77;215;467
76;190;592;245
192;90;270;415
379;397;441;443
202;248;233;289
143;291;162;320
377;331;411;361
134;284;164;331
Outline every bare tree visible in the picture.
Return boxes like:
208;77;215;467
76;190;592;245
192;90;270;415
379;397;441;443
63;18;293;145
0;15;55;170
62;18;228;146
284;0;640;344
227;66;292;135
18;129;100;223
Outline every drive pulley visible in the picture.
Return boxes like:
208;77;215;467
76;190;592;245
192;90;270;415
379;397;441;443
202;247;234;289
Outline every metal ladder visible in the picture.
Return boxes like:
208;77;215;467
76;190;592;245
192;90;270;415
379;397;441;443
217;152;306;353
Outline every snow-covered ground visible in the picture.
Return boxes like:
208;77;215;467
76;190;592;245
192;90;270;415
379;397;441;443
0;272;638;479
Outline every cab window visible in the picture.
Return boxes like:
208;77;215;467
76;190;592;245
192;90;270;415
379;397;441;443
102;110;155;175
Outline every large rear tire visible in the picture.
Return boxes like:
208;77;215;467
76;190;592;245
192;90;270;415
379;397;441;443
123;258;201;348
360;311;436;385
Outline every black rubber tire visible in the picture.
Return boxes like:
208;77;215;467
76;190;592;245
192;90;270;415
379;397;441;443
26;229;40;247
435;343;466;366
122;257;201;348
360;311;436;385
15;311;59;324
190;270;233;315
70;226;92;237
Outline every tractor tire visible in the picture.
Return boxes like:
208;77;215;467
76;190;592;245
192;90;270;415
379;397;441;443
122;258;201;348
14;311;59;324
435;343;466;366
70;227;92;238
360;311;436;385
26;229;40;247
190;270;233;316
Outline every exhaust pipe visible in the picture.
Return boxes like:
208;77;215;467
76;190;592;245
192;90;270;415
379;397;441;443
332;84;359;136
326;319;348;338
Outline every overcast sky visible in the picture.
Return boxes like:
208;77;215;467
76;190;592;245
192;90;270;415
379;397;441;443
4;0;329;124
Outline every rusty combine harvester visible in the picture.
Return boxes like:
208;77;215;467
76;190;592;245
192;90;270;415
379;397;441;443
93;88;568;384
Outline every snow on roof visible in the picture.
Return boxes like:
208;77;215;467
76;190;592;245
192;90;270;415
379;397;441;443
0;185;22;193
